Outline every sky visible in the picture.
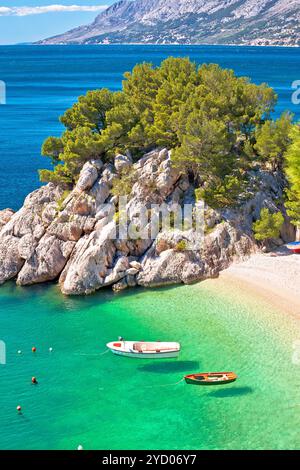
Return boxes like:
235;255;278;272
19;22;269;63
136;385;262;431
0;1;115;44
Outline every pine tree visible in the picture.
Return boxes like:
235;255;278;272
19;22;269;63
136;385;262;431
40;57;287;212
254;112;293;170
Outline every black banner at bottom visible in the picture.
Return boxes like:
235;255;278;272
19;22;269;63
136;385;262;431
0;449;295;465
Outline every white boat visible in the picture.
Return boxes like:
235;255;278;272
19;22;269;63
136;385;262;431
106;339;181;359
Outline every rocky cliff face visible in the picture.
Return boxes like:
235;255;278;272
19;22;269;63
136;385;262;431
0;149;295;295
38;0;300;46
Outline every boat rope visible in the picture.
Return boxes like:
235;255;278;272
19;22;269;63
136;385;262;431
97;378;185;394
144;377;185;388
75;349;109;357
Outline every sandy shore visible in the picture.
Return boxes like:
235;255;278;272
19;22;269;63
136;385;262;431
220;248;300;317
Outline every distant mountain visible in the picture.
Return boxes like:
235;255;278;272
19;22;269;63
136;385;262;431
38;0;300;46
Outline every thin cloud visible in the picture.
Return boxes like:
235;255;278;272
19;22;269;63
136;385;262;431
0;5;109;16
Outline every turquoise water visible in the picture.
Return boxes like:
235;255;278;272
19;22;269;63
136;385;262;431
1;44;300;450
0;45;299;210
0;279;299;450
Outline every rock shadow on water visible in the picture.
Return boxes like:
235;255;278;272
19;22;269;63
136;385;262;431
207;386;254;398
138;360;200;374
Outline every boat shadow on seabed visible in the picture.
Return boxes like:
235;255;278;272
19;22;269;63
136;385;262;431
207;386;254;398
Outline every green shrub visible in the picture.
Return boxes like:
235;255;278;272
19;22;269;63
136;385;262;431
175;240;187;251
113;211;120;224
111;169;136;198
195;175;245;209
253;208;284;241
56;189;71;211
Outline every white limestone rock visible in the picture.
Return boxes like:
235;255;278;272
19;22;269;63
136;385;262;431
114;154;132;173
76;161;102;191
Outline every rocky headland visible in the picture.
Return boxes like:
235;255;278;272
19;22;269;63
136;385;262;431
0;148;295;295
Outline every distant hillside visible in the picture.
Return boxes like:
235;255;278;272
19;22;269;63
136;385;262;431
39;0;300;46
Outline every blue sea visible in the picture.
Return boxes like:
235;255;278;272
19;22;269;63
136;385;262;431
0;45;299;210
0;46;300;450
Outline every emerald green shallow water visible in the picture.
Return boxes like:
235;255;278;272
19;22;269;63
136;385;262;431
0;280;299;450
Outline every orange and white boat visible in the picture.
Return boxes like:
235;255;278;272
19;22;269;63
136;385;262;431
286;242;300;254
185;372;237;385
106;339;180;359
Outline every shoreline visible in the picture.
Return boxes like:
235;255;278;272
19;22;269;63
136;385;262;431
7;44;300;48
218;249;300;318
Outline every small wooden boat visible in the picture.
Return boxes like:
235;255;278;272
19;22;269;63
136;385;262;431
286;242;300;254
185;372;237;385
106;340;180;359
